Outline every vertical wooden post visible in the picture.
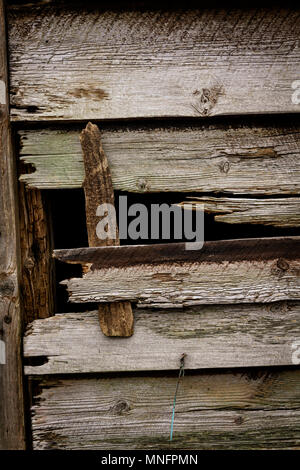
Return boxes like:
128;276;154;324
80;122;134;337
19;169;56;324
0;0;26;449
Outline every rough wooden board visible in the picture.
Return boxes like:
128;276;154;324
181;197;300;227
30;370;300;449
0;0;25;449
81;122;118;247
54;237;300;268
54;238;300;307
24;302;300;375
7;6;300;121
19;169;55;322
81;122;134;336
18;123;300;194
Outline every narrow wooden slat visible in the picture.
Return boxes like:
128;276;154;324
24;302;300;375
7;6;300;121
30;370;300;449
54;238;300;307
18;123;300;194
181;197;300;227
80;122;133;336
0;0;25;449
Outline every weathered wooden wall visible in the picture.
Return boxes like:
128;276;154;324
5;1;300;450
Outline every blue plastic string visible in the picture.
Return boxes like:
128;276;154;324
170;354;186;441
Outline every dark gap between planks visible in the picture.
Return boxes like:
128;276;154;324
44;189;300;313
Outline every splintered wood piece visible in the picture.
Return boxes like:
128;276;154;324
80;122;133;337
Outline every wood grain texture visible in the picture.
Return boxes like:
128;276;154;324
181;196;300;227
24;301;300;375
81;122;134;337
0;0;25;449
19;170;55;323
30;370;300;449
54;238;300;307
18;122;300;194
7;6;300;121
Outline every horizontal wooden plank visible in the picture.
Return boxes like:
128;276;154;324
24;301;300;375
181;197;300;227
54;238;300;307
31;370;300;449
18;122;300;194
8;6;300;121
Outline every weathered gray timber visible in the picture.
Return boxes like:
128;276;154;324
7;6;300;121
30;370;300;449
18;123;300;194
24;302;300;375
54;238;300;307
181;197;300;227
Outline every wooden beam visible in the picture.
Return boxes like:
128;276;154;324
0;0;25;449
81;122;133;336
7;6;300;121
54;238;300;307
24;302;300;375
30;370;300;449
18;122;300;194
181;197;300;227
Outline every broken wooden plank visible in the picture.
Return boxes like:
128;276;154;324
7;6;300;121
54;238;300;307
0;0;25;449
24;301;300;375
19;166;56;323
18;122;300;194
30;370;300;449
181;197;300;227
81;122;133;337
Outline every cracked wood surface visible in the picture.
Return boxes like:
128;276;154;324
81;122;133;336
19;169;56;323
181;196;300;227
18;122;300;195
54;238;300;307
7;6;300;121
30;370;300;449
24;301;300;375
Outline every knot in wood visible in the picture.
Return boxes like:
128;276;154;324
137;179;148;192
219;160;230;174
277;258;289;272
24;256;35;270
110;399;131;415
